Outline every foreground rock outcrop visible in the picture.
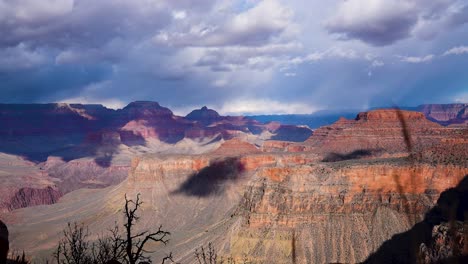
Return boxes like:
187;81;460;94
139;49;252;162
418;221;467;264
0;220;7;264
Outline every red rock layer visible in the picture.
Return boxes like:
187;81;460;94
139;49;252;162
8;187;62;211
242;163;468;228
212;138;261;156
302;109;465;157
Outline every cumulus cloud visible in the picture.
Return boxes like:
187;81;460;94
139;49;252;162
443;45;468;56
0;43;47;71
325;0;468;46
0;0;176;48
154;0;297;47
371;60;385;67
0;0;74;23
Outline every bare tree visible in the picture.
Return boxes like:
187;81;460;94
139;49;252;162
91;225;126;264
54;222;92;264
122;194;171;264
194;243;251;264
194;243;217;264
53;194;173;264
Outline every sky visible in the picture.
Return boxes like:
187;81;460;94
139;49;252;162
0;0;467;115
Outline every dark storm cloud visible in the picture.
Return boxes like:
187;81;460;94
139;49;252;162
325;0;468;46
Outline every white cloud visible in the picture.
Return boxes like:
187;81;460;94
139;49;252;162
371;60;385;67
443;45;468;56
284;72;296;77
172;10;187;20
398;54;434;63
57;80;127;109
153;0;297;47
283;47;361;70
58;96;125;109
452;92;468;103
218;98;317;115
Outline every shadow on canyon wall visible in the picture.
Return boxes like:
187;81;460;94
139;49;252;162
173;157;245;197
0;130;147;168
322;149;378;162
270;125;313;142
364;174;468;264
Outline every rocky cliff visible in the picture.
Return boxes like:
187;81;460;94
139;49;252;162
302;109;466;159
8;187;62;211
418;103;468;126
0;153;62;213
7;147;467;263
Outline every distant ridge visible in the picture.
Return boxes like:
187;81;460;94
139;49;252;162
248;103;467;128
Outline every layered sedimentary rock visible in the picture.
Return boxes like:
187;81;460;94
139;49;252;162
212;139;261;156
0;101;311;161
9;145;467;263
0;153;61;213
8;187;61;211
418;103;468;126
234;161;467;263
43;157;130;193
302;109;466;158
0;102;312;211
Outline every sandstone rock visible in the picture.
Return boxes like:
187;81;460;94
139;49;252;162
212;139;261;156
261;141;293;152
303;109;464;159
418;103;468;125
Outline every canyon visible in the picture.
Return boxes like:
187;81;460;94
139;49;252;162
0;103;467;263
0;102;311;212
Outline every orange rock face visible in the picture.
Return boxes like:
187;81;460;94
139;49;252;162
122;143;466;263
261;140;293;152
302;109;466;158
212;138;261;156
356;109;426;121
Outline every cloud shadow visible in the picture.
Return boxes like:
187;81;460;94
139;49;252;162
172;157;245;197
